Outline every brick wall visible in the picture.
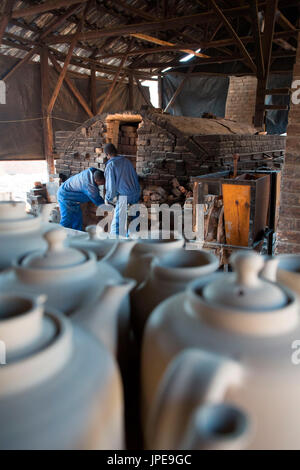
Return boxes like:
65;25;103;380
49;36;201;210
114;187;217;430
277;33;300;253
225;76;257;126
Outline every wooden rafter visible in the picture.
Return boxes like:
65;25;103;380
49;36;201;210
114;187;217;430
2;45;39;81
44;1;299;45
49;53;93;118
130;33;210;58
0;0;16;44
207;0;257;74
47;1;91;114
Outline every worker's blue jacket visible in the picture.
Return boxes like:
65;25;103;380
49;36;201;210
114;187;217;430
104;155;140;203
58;167;104;205
57;167;104;231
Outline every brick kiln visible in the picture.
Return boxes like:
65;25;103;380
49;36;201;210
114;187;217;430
55;107;286;227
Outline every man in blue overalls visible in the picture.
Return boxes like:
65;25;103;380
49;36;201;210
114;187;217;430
104;143;140;235
57;168;105;231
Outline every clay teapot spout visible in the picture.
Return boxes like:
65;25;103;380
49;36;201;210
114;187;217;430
73;278;136;355
261;256;279;282
102;238;137;274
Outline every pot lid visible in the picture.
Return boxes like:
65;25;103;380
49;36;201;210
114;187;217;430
21;228;87;269
202;251;288;311
0;201;41;232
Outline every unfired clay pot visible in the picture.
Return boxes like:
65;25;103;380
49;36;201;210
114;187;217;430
131;248;219;340
124;231;185;286
0;293;124;449
277;255;300;297
0;201;49;270
0;228;134;355
142;251;300;450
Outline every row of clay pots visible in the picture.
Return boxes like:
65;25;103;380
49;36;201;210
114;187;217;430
0;203;220;449
141;252;300;450
2;201;300;449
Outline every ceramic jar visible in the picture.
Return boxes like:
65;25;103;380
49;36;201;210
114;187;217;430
0;201;49;270
0;227;122;315
0;293;124;449
142;251;300;450
0;227;135;356
131;248;219;340
124;231;185;286
277;255;300;297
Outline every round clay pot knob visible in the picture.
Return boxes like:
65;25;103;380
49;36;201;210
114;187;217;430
231;251;264;288
44;228;66;252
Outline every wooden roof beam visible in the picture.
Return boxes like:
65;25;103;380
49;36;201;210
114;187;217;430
207;0;257;74
43;1;299;45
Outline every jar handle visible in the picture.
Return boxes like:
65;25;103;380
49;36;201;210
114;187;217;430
146;349;248;450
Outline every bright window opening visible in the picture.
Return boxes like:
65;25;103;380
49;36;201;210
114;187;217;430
0;161;48;202
141;79;159;108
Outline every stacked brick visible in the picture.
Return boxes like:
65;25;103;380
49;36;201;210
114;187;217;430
118;125;138;156
225;76;257;126
277;33;300;254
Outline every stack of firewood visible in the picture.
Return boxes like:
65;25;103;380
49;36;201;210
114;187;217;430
142;178;193;207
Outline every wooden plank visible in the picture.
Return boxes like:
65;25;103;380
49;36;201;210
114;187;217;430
12;0;87;19
207;0;257;74
130;33;210;58
0;0;16;44
40;47;54;177
222;184;251;247
264;104;289;110
164;65;194;112
266;88;291;95
49;53;93;118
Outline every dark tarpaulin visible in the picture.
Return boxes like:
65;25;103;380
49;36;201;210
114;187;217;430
0;55;148;160
162;73;230;118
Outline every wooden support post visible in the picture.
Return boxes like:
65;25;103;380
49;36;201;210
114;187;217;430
40;47;54;177
133;74;153;107
254;0;279;128
164;66;194;113
249;0;265;79
128;72;134;109
90;66;97;115
0;0;16;44
158;76;163;109
49;54;93;118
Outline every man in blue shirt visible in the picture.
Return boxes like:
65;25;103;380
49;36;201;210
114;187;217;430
57;167;105;230
104;143;140;235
